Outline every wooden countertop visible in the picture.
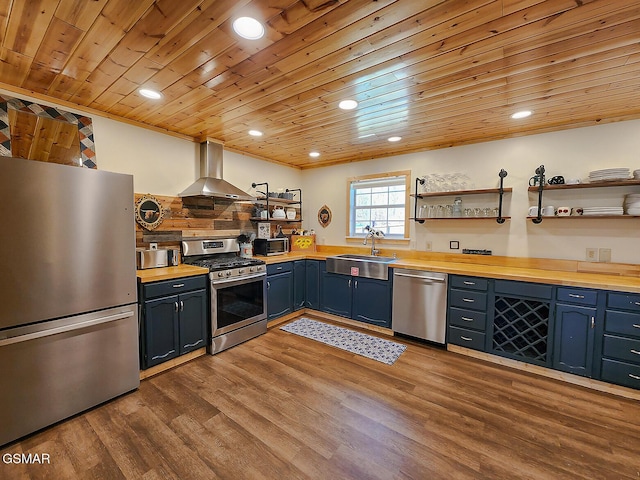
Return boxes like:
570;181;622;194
135;251;640;294
259;252;640;294
137;264;209;283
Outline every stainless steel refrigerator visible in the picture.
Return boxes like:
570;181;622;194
0;156;140;446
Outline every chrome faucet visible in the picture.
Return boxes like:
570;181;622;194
363;225;384;256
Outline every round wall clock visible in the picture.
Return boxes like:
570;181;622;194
135;194;165;230
317;205;331;228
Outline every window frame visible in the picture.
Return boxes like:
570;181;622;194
345;170;411;243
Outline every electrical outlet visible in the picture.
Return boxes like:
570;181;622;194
598;248;611;263
425;240;432;251
586;248;597;262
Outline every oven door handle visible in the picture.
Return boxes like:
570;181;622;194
211;273;266;285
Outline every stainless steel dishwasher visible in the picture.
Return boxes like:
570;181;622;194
392;269;448;344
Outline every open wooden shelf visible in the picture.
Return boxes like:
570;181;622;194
527;179;640;192
413;187;513;198
412;216;511;221
526;215;639;220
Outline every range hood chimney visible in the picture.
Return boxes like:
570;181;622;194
178;141;255;201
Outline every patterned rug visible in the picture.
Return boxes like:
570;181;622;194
280;318;406;365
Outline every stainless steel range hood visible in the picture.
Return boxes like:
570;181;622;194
179;141;255;201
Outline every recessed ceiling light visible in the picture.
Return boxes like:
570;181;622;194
388;136;402;142
232;17;265;40
309;151;320;158
338;99;358;110
511;110;532;119
139;88;162;99
248;130;263;137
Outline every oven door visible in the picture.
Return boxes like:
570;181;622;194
211;273;267;337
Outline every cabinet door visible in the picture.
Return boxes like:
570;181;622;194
320;272;351;317
267;272;293;320
293;260;306;311
352;277;392;327
143;295;180;368
305;260;320;309
178;289;208;354
553;303;596;377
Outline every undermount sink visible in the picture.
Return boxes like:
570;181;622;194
326;254;396;280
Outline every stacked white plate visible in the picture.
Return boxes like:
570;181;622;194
634;169;640;180
582;206;624;216
624;193;640;216
588;168;630;182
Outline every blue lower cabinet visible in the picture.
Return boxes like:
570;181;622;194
553;303;596;377
305;260;320;309
352;277;392;328
267;270;293;320
320;271;352;317
319;266;392;328
293;260;306;311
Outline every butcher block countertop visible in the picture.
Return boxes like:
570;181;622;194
260;249;640;294
135;248;640;293
136;264;209;283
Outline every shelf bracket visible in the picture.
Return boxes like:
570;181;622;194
414;177;425;223
532;165;545;224
497;169;508;224
251;181;269;218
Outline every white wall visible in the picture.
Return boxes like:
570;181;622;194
3;86;638;263
300;121;640;264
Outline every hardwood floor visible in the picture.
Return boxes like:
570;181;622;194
2;317;640;479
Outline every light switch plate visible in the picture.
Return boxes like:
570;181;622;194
586;248;597;262
598;248;611;263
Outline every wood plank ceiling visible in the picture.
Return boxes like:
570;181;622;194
1;0;639;169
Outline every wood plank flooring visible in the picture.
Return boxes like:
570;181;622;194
2;317;640;479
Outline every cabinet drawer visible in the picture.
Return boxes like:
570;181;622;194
449;307;487;331
267;262;292;275
601;358;640;390
450;276;488;291
449;288;487;311
143;275;207;299
602;334;640;365
604;310;640;338
495;280;552;300
556;287;598;306
448;326;485;351
607;292;640;313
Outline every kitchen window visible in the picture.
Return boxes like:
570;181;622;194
347;171;410;240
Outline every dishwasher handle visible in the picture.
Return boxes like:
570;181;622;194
394;272;446;282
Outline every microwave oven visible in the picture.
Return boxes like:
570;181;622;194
253;238;289;256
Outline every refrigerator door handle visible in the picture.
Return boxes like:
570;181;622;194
0;310;135;347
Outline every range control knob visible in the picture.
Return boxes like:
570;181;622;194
217;271;224;277
238;269;245;274
249;267;255;272
225;270;232;276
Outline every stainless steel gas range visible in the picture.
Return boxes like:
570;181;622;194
182;238;267;354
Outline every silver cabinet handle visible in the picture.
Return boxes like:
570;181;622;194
395;272;445;282
173;283;185;288
629;374;640;381
461;316;473;322
0;310;134;347
462;298;475;303
152;349;176;360
183;339;203;348
634;324;640;329
348;279;352;288
591;316;595;329
461;336;472;341
569;294;585;299
180;300;184;312
635;302;640;306
631;350;640;356
174;302;179;312
276;266;283;270
463;281;476;285
355;280;358;288
267;281;270;289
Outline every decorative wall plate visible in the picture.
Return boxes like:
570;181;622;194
135;194;165;230
318;204;331;228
